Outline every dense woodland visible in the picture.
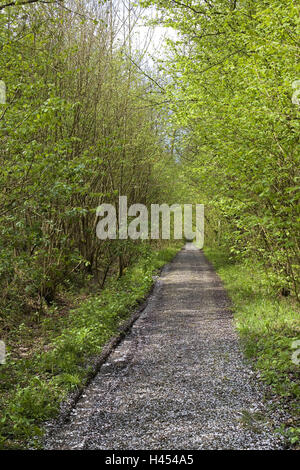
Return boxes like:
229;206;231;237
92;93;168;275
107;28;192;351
0;0;299;318
0;0;299;449
143;0;299;298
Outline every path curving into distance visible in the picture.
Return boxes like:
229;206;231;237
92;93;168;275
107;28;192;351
45;244;286;450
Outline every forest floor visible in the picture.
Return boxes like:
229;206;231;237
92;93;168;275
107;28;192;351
44;244;289;450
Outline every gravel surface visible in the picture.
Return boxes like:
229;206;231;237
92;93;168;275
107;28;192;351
44;244;287;450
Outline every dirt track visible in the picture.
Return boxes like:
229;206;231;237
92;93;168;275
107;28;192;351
44;244;286;450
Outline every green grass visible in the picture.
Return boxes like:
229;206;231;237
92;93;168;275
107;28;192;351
0;244;180;449
204;247;300;446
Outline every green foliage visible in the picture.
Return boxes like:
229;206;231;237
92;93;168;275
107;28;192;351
1;0;299;451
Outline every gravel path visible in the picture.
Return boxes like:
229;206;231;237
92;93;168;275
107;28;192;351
44;244;286;450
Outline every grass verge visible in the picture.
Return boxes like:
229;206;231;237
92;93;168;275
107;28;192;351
0;244;180;449
204;247;300;446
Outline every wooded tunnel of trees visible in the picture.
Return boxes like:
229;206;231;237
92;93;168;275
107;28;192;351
0;0;299;449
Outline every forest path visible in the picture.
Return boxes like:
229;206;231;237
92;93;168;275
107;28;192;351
44;244;286;450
